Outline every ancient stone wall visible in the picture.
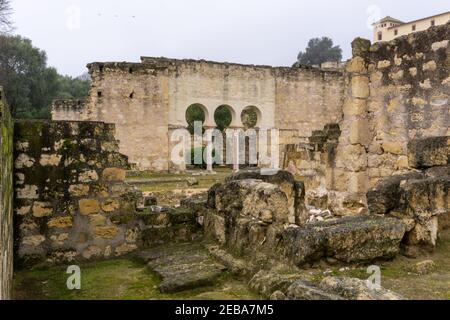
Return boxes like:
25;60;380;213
51;99;87;121
0;87;14;300
280;23;450;216
365;23;450;186
13;120;142;267
328;23;450;215
52;58;345;171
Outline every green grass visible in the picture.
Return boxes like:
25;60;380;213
13;258;259;300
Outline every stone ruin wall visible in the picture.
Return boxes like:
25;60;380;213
51;99;87;121
285;23;450;215
329;22;450;215
0;87;14;300
52;58;345;171
13;120;142;267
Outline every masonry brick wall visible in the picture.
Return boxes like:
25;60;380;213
52;58;345;171
0;87;14;300
13;120;142;268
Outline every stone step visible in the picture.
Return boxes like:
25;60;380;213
136;243;227;293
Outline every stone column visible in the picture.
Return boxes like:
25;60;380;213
330;38;372;216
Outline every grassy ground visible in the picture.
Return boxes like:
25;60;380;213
13;258;259;300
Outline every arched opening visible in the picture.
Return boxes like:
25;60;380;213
241;106;261;129
214;105;234;131
185;103;207;135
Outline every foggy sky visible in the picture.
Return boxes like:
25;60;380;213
10;0;450;77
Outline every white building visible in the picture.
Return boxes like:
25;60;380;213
373;11;450;43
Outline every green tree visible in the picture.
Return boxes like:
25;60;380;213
0;0;12;33
0;35;90;118
297;37;342;66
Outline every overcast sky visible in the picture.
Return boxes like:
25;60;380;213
10;0;450;77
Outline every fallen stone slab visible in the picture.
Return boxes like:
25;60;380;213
281;215;406;265
286;280;344;300
248;269;304;299
137;243;226;293
319;277;405;300
367;173;424;215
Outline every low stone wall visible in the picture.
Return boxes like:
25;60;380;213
13;120;142;267
0;87;14;300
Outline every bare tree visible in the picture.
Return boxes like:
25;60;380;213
0;0;12;33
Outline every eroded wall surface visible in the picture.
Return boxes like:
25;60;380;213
14;120;141;267
53;58;345;171
0;87;13;300
282;23;450;216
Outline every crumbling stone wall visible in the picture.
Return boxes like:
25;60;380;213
328;23;450;215
0;87;14;300
367;136;450;255
52;58;345;171
283;124;341;209
13;120;142;267
365;23;450;186
51;99;87;121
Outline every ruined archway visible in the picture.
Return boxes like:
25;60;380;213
241;106;262;129
214;105;235;131
186;103;208;135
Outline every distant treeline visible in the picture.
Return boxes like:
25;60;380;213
0;34;90;119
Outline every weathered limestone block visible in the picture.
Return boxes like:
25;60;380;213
94;226;119;239
213;179;289;223
377;60;391;69
22;235;46;247
352;38;371;58
431;40;449;51
286;280;344;300
224;169;306;224
349;118;371;146
351;76;370;99
68;184;90;197
319;277;404;300
367;173;424;215
88;214;107;226
343;98;368;116
382;141;406;155
39;154;62;166
47;216;73;228
14;153;35;169
101;199;120;212
408;137;450;168
423;60;437;72
32;202;53;218
79;199;101;215
346;57;367;74
281;216;405;265
114;243;137;256
406;218;439;248
402;177;450;220
82;246;102;259
336;144;367;172
248;269;303;299
102;167;126;182
78;170;99;183
16;185;39;199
